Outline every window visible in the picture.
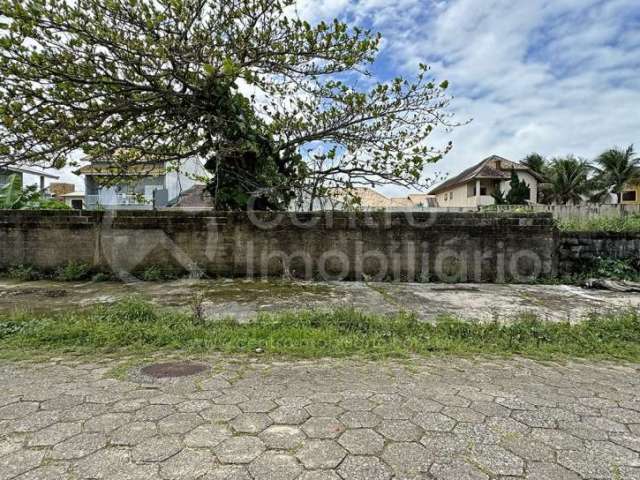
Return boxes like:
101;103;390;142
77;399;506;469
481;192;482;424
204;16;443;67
622;190;637;202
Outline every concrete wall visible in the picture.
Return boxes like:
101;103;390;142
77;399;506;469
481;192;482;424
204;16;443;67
0;210;557;282
559;232;640;274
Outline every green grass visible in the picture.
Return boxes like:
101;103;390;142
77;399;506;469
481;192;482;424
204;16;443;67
1;297;640;361
558;214;640;233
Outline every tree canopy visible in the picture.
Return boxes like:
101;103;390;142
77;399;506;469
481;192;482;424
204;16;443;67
0;0;455;209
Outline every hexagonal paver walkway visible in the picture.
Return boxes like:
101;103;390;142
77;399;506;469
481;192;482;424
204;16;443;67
1;355;640;479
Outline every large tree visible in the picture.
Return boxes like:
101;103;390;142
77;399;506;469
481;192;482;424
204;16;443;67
591;145;640;204
0;0;454;209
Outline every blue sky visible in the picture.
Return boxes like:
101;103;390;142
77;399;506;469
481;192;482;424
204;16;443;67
298;0;640;196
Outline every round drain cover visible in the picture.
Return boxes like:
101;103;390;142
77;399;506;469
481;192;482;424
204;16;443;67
141;361;209;378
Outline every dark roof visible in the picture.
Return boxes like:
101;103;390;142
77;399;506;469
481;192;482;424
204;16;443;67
428;155;543;195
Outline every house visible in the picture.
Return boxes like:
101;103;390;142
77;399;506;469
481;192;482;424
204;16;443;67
621;182;640;205
306;187;438;210
0;166;59;191
60;192;85;210
75;157;209;210
428;155;544;207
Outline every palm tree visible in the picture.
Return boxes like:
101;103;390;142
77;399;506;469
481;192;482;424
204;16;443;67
521;153;548;178
544;156;592;205
592;145;640;203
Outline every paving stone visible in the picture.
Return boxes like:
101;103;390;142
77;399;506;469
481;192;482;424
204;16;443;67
149;394;186;405
412;412;456;432
0;436;22;457
201;405;242;422
84;412;132;433
176;399;211;413
269;406;310;424
302;417;346;439
230;412;272;433
259;425;306;450
441;406;485;423
247;451;302;480
109;421;157;446
11;465;71;480
529;428;583;450
420;432;469;459
6;411;61;433
382;442;432;476
338;428;384;455
238;399;277;413
337;455;391;480
159;448;217;479
296;440;347;469
526;462;581;480
158;412;202;434
41;394;84;411
201;465;251;480
0;449;45;480
0;401;39;420
214;392;250;405
214;436;265;464
373;404;413;420
470;444;524;476
134;404;175;422
376;419;423;441
338;411;381;428
339;398;376;411
500;434;555;462
610;433;640;453
306;403;345;417
6;352;640;480
299;471;341;480
73;447;157;479
311;393;343;404
184;424;232;448
276;396;311;408
403;397;443;413
28;422;81;447
50;432;107;460
131;436;182;463
430;459;489;480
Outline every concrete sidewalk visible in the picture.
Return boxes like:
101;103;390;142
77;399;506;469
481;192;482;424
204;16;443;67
0;278;638;323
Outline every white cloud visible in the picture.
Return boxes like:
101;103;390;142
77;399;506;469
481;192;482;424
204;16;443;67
301;0;640;196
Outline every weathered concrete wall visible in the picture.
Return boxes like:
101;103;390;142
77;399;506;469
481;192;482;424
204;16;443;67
559;232;640;274
0;210;557;282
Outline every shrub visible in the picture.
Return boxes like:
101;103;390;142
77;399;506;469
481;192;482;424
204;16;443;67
140;265;180;281
55;261;91;281
7;264;39;281
558;214;640;233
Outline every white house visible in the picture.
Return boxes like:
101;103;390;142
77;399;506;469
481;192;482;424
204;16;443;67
0;166;60;191
429;155;544;207
75;158;209;210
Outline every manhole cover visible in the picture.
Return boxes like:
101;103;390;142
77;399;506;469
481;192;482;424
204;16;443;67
141;361;209;378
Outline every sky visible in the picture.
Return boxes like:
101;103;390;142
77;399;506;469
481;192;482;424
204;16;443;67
296;0;640;196
55;0;640;195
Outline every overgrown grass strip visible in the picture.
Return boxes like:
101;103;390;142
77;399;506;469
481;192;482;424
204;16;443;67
1;297;639;361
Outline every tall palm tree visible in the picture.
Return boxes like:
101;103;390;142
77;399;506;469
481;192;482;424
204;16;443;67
592;145;640;203
521;153;548;178
544;156;591;205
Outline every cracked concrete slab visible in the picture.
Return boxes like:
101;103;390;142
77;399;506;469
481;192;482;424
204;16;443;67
1;278;638;323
